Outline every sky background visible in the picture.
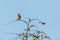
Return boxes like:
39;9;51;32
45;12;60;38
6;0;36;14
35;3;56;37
0;0;60;40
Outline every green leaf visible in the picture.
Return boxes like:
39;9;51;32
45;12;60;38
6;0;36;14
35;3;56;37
27;27;30;31
24;27;30;31
18;34;21;36
32;34;40;39
41;22;46;25
44;36;52;40
30;24;36;28
45;36;48;38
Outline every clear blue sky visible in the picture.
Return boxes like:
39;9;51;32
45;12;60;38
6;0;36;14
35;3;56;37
0;0;60;40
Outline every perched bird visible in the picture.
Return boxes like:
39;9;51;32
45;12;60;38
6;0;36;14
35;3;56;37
16;13;21;20
6;13;21;25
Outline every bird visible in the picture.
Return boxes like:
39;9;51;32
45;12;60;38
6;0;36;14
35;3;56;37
6;13;21;25
16;13;21;20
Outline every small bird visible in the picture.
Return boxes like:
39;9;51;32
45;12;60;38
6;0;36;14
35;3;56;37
16;13;21;20
7;13;21;25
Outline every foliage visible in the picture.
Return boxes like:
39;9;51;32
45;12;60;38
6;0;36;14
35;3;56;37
7;17;51;40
